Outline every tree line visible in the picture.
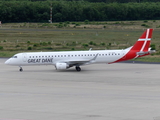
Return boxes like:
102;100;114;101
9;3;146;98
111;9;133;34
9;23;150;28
0;1;160;23
2;0;160;2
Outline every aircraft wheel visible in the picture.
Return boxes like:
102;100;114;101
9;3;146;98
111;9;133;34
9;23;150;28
19;67;23;72
76;66;81;71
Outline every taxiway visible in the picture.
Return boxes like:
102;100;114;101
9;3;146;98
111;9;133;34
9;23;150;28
1;58;160;120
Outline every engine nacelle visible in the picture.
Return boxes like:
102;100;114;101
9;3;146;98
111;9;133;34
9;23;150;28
56;63;68;70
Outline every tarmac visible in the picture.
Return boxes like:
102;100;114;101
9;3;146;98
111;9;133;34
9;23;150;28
1;58;160;120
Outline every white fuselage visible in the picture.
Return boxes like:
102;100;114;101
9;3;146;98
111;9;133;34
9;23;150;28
5;49;128;66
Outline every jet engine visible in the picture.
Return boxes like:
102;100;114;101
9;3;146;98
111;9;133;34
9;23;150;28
55;63;69;70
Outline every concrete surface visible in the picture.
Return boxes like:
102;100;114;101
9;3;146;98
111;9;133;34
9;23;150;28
0;58;160;120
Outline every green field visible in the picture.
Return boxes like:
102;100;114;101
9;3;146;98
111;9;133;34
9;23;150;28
0;21;160;62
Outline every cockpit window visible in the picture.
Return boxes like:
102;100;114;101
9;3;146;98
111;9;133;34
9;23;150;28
12;56;17;58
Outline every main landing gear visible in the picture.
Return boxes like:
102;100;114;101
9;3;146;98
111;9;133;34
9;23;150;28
19;66;23;72
75;66;81;71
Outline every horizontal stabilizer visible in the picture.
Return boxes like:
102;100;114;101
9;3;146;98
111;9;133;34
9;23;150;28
137;50;156;56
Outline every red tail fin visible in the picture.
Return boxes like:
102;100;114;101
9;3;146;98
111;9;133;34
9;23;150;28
131;29;153;51
109;29;153;64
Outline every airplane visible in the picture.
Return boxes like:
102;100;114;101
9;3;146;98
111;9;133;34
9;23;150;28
5;29;155;72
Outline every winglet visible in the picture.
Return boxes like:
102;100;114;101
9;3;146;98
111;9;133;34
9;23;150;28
89;48;92;51
89;53;99;63
92;53;99;60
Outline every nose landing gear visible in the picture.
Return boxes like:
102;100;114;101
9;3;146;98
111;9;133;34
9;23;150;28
19;66;23;72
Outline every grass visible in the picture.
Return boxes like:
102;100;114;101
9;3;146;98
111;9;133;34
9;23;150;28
0;20;160;63
133;55;160;63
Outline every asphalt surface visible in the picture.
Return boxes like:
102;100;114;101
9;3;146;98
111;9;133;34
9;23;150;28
1;58;160;120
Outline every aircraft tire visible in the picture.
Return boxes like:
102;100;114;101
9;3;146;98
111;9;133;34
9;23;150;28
19;68;23;72
76;66;81;71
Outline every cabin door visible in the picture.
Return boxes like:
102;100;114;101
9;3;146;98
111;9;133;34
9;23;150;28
22;53;27;62
122;50;126;59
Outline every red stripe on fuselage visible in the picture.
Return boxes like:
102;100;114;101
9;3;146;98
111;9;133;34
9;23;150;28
109;50;138;64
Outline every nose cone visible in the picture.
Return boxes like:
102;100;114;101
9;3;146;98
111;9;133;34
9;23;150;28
5;59;10;65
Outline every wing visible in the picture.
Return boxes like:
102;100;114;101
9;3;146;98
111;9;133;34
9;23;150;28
54;53;98;67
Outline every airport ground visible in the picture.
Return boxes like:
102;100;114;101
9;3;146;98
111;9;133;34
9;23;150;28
1;58;160;120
